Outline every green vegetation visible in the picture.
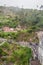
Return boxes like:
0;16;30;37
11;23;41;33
0;6;43;30
0;31;38;42
0;7;43;43
0;42;32;65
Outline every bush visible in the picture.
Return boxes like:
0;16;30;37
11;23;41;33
0;48;8;56
2;42;10;50
27;29;32;33
11;46;32;65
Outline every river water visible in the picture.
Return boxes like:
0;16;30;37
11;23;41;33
37;31;43;65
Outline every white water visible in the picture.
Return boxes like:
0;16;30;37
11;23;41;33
37;31;43;65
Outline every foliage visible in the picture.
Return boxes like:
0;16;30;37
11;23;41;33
0;42;32;65
0;8;43;30
0;31;38;42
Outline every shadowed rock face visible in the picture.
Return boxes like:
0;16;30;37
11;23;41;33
37;31;43;65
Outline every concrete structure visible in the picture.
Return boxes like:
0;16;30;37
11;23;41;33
37;31;43;65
